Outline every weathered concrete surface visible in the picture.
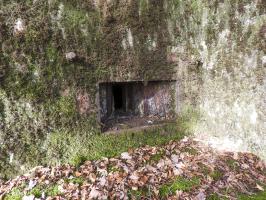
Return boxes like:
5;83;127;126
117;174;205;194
0;0;265;178
169;0;266;159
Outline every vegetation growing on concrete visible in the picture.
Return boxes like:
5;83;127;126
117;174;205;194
0;0;179;178
0;0;265;182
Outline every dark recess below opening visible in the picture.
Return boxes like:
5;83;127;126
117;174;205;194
113;85;123;110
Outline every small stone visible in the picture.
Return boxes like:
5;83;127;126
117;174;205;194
195;192;206;200
99;176;107;186
14;18;25;34
129;173;139;181
22;195;35;200
28;180;37;190
65;52;76;61
132;186;138;191
121;152;132;160
171;154;179;164
147;120;153;124
157;159;165;168
89;187;101;199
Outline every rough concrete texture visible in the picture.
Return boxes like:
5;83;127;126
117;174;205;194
0;0;265;178
97;0;266;159
169;0;266;159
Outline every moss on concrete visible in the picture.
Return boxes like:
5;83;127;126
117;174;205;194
0;0;265;178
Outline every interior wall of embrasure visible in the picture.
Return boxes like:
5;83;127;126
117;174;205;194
0;0;265;177
99;81;176;124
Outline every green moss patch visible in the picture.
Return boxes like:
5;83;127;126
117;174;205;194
176;106;201;134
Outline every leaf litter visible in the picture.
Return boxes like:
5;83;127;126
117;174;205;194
0;137;265;199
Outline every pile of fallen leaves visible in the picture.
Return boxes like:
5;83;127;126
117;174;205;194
0;138;265;200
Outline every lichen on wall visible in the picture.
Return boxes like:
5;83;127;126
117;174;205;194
169;0;266;159
0;0;177;178
0;0;265;178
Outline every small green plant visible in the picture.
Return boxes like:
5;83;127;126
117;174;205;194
128;189;143;199
210;169;223;182
107;164;121;173
26;184;61;198
207;193;228;200
238;185;266;200
66;177;85;185
62;4;88;29
225;158;239;171
181;147;198;155
128;186;151;199
207;185;266;200
29;186;42;198
148;149;165;164
4;188;23;200
238;192;266;200
70;155;88;167
159;176;201;198
198;163;210;175
45;185;62;197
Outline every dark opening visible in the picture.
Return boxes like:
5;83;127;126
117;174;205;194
99;80;177;132
113;85;123;110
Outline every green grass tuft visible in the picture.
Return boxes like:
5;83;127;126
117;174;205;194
4;188;23;200
207;186;266;200
107;164;121;173
45;123;186;167
27;184;62;198
159;176;201;198
128;189;143;199
210;169;223;182
45;185;62;197
29;186;42;198
128;186;151;199
198;163;210;175
148;149;165;164
225;158;240;171
207;193;228;200
66;177;86;185
181;147;198;155
238;186;266;200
